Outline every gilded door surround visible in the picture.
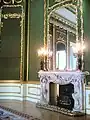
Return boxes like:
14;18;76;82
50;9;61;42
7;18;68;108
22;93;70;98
44;0;84;70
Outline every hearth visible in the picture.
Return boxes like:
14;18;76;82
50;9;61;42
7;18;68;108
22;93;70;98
49;83;74;110
57;84;74;110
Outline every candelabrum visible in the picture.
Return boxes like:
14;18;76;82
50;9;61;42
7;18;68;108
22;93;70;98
37;47;52;71
72;42;85;71
77;53;82;70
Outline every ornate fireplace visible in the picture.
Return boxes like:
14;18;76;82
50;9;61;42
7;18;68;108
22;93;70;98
36;70;85;116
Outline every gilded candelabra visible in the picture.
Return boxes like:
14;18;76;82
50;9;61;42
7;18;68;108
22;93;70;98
38;47;52;71
72;42;85;70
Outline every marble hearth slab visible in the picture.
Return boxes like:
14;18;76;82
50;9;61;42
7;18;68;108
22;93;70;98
36;103;85;117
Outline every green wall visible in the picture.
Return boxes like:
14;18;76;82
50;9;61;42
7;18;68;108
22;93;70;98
1;0;89;81
0;0;44;81
83;0;90;83
0;7;22;80
83;0;90;72
29;0;44;80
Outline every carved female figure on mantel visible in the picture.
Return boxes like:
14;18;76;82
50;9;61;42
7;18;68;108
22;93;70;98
40;78;48;103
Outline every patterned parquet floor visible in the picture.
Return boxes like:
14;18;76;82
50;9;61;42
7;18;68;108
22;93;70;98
0;100;90;120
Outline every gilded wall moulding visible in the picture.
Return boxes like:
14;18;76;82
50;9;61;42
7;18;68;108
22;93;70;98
0;5;24;81
49;0;77;9
55;0;77;3
2;13;22;19
0;0;22;4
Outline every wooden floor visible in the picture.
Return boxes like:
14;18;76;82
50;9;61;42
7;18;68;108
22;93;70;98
0;100;90;120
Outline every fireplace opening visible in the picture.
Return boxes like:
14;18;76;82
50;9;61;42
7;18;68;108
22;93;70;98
49;82;57;105
49;83;74;110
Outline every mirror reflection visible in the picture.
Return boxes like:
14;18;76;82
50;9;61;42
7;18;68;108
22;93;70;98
48;6;77;70
56;42;66;70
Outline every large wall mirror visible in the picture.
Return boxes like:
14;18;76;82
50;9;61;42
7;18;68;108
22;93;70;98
44;0;84;71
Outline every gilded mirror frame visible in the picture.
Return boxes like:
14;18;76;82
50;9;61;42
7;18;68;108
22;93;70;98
44;0;84;71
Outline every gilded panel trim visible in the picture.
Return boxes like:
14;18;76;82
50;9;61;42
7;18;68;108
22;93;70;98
0;80;40;84
14;0;22;4
1;5;23;8
48;0;77;10
20;5;24;81
26;1;29;81
1;5;24;81
0;80;21;83
2;0;22;4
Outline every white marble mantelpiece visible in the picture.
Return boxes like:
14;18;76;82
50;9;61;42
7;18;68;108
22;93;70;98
38;70;85;112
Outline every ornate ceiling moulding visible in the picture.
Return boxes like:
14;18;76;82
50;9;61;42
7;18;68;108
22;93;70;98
50;12;76;29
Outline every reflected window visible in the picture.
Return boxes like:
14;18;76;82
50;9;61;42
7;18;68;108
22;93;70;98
70;42;77;70
56;42;66;70
56;50;66;70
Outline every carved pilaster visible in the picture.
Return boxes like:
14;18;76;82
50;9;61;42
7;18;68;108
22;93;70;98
53;24;56;70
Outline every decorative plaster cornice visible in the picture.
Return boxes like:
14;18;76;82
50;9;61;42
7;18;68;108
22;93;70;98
50;12;76;29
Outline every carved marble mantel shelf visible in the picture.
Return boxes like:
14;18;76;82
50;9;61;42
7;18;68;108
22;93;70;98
38;70;85;112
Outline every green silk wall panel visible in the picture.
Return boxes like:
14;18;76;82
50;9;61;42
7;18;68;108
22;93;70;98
49;0;55;7
0;18;20;80
0;3;24;80
29;0;44;80
83;0;90;82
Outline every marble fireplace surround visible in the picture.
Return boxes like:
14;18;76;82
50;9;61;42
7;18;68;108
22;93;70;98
38;70;85;113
